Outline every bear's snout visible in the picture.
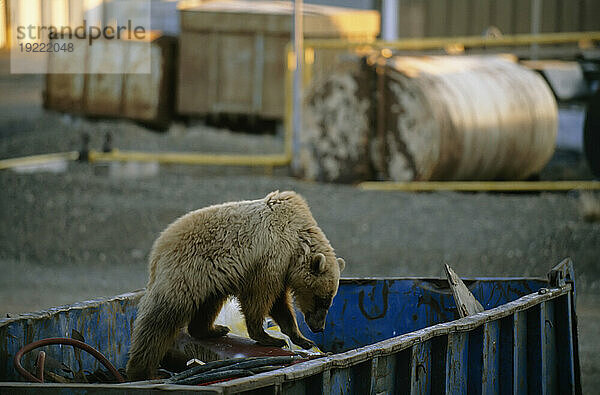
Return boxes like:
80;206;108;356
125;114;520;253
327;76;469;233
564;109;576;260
305;310;328;333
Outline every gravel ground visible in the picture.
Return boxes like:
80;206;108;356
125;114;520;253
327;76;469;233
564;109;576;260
0;52;598;391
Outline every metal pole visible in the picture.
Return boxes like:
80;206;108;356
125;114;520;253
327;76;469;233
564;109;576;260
381;0;399;41
292;0;303;172
531;0;541;59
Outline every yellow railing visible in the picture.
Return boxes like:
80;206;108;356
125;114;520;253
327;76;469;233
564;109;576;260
359;181;600;192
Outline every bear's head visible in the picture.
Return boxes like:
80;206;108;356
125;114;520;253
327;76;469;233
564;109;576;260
294;251;345;333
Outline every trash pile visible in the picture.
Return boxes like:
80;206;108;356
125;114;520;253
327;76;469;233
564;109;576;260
14;298;325;385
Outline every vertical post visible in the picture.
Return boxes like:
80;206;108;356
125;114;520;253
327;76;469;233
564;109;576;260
381;0;399;41
530;0;541;59
292;0;303;172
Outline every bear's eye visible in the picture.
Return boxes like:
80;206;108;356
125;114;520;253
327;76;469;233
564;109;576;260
314;296;332;309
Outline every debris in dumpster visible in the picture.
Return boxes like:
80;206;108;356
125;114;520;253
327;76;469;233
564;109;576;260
186;358;204;367
444;264;484;318
175;369;254;386
165;355;321;385
70;329;88;383
13;337;125;383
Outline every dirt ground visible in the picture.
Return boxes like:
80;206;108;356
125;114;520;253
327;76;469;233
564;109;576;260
0;52;598;391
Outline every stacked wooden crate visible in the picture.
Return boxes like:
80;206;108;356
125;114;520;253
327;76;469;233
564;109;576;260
177;0;380;120
44;32;176;129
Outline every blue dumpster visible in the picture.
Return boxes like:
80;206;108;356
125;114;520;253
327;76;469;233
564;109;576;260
0;258;581;393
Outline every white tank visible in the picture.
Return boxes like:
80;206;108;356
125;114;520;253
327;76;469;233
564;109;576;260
300;55;558;183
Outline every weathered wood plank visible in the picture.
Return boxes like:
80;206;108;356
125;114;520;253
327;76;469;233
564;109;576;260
410;341;431;395
541;300;558;394
445;265;484;318
482;321;500;394
513;310;528;395
446;332;468;394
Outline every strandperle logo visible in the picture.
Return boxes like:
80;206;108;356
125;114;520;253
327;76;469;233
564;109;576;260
10;0;151;74
16;20;147;46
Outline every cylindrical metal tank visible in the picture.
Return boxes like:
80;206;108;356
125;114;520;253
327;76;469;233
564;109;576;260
300;55;558;183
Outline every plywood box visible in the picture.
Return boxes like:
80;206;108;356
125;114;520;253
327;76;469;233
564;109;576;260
177;0;380;119
44;33;176;129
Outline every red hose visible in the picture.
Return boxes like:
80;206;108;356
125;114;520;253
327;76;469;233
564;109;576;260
13;338;124;383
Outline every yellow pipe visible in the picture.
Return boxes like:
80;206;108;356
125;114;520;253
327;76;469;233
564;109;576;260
358;181;600;192
88;149;291;166
0;151;79;170
304;31;600;51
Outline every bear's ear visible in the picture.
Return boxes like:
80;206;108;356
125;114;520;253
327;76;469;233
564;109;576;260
337;257;346;272
311;253;327;274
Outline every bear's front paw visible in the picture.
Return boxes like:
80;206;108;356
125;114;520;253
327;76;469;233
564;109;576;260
256;336;287;348
293;337;315;350
207;325;230;338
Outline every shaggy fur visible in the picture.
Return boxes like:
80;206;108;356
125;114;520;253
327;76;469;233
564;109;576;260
126;191;345;380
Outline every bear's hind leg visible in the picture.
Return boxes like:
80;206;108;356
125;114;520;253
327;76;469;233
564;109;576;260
188;295;230;339
127;292;190;381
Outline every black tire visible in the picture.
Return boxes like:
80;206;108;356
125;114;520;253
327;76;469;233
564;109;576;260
584;88;600;178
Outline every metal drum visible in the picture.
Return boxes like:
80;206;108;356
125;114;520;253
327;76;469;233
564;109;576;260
301;55;558;182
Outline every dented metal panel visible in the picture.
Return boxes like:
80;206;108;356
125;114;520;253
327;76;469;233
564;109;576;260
0;291;142;382
295;277;546;353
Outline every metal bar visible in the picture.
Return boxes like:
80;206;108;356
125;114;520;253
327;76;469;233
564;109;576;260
358;181;600;192
513;310;528;395
410;341;431;395
252;33;264;114
498;316;514;394
446;333;468;394
531;0;542;59
291;0;303;173
541;301;558;394
555;293;576;395
467;327;483;395
0;151;79;170
303;31;600;51
527;305;542;394
482;321;500;394
321;368;331;395
371;356;398;394
87;150;290;167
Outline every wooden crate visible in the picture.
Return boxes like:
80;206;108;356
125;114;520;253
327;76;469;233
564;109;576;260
177;0;380;119
44;33;176;129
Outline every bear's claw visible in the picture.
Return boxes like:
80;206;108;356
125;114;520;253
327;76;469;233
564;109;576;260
190;325;230;339
207;325;230;338
256;336;287;348
294;338;315;350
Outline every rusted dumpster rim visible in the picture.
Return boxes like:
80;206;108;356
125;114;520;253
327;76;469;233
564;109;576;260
0;291;144;326
0;284;570;392
0;276;546;325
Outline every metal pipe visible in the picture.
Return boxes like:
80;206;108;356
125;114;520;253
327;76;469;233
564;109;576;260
87;150;291;166
531;0;542;59
0;151;79;170
13;337;124;383
358;181;600;192
301;31;600;50
381;0;399;41
292;0;303;173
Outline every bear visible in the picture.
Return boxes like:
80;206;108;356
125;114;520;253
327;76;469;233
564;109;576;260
126;190;346;380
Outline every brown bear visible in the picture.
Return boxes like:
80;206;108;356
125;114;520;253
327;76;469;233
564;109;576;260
126;191;345;380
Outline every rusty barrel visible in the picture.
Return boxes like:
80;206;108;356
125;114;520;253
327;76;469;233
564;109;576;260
299;55;558;183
